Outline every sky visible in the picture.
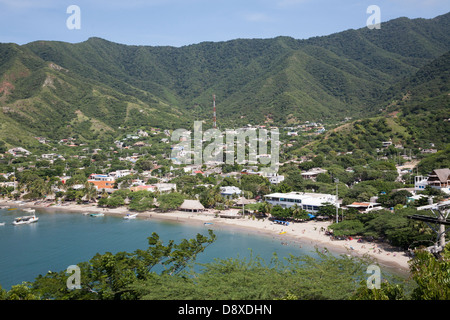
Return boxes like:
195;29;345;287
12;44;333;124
0;0;449;47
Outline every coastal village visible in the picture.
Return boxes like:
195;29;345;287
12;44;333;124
0;122;449;271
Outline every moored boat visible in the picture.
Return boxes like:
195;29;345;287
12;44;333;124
12;214;39;225
90;213;104;217
124;213;138;220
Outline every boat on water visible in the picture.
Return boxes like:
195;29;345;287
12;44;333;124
0;222;5;226
204;222;213;225
23;208;35;213
7;208;17;211
124;213;138;220
90;213;104;217
12;214;39;225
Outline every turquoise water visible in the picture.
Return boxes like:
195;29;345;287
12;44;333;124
0;208;319;290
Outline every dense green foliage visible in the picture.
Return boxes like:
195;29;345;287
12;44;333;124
328;207;435;249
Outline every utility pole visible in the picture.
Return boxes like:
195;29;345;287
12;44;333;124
335;178;339;223
407;200;450;257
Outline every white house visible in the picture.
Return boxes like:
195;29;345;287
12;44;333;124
268;175;285;185
153;183;177;193
220;186;242;198
264;192;337;213
108;170;133;179
301;168;327;181
414;175;428;192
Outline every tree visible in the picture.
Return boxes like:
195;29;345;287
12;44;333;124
1;283;39;300
83;181;98;203
292;205;310;221
409;245;450;300
26;231;216;300
157;192;185;212
328;220;365;237
318;203;338;219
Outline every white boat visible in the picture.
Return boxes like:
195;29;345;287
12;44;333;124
124;213;138;220
90;213;104;217
23;208;35;213
0;222;5;226
12;214;39;225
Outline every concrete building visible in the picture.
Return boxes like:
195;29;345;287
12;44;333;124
264;192;337;213
220;186;242;198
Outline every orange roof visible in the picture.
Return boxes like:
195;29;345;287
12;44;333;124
89;180;115;190
349;202;371;207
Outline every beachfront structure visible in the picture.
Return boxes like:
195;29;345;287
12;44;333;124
179;199;205;212
264;192;337;213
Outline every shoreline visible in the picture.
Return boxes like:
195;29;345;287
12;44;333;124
1;200;412;276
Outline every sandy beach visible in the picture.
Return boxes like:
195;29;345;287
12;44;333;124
1;200;412;275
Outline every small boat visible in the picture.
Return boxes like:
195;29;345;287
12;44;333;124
23;208;35;213
279;231;287;235
0;222;5;226
204;222;213;225
12;214;39;225
90;213;104;217
7;208;17;211
82;212;90;216
124;213;138;220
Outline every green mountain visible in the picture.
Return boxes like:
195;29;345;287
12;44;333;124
0;12;449;149
302;48;450;161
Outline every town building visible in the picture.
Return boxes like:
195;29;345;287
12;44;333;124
346;202;382;213
415;168;450;195
220;186;242;198
264;192;337;213
179;199;205;212
88;174;115;190
301;168;327;181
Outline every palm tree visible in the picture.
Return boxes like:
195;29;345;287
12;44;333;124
260;201;273;215
83;181;98;203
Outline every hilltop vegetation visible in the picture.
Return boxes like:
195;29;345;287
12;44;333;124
294;47;450;173
0;13;449;150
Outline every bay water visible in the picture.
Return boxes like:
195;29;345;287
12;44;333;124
0;208;320;290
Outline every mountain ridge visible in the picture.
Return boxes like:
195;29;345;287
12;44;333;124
0;12;449;149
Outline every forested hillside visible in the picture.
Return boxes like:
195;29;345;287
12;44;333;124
0;12;449;148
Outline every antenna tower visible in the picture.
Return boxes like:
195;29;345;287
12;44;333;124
213;94;217;129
